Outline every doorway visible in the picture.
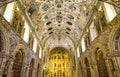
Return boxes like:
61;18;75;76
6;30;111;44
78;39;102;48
11;49;24;77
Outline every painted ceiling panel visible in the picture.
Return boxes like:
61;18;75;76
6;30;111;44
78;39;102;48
31;0;96;48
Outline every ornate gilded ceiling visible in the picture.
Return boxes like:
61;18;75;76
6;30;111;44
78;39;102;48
1;0;120;50
30;0;96;49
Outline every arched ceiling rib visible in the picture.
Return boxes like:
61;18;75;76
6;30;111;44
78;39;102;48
45;34;74;51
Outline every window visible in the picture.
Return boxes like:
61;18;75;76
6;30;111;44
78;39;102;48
33;37;37;53
89;21;97;41
81;38;86;52
104;2;117;22
39;47;42;58
77;47;80;57
23;20;30;43
3;2;16;23
114;29;120;69
114;29;120;51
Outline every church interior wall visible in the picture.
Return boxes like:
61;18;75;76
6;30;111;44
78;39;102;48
0;11;40;77
78;12;120;77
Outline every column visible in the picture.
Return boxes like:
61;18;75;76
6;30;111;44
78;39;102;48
21;62;30;77
0;52;8;77
6;57;14;77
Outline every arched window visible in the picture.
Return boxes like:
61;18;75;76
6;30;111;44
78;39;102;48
114;29;120;51
114;29;120;70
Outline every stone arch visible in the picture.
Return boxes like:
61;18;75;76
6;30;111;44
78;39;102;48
11;44;27;55
84;58;91;77
0;24;9;53
108;26;120;77
95;48;109;77
0;25;10;77
90;43;110;77
9;44;27;77
0;30;4;52
28;58;35;77
11;49;24;77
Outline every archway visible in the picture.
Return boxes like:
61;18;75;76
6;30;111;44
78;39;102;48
28;59;35;77
47;47;72;77
95;49;109;77
85;58;91;77
12;49;24;77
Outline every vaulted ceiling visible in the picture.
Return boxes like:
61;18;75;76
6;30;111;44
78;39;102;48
29;0;96;49
34;0;96;49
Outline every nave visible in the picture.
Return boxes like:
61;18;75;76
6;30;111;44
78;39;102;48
0;0;120;77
